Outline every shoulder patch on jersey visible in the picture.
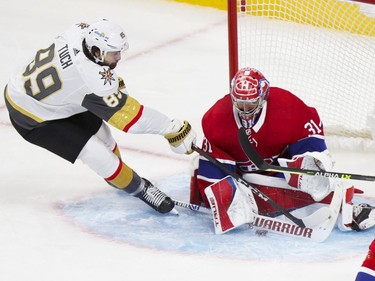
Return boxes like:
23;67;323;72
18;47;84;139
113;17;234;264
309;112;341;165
118;76;125;90
76;23;90;29
77;59;118;96
99;68;116;86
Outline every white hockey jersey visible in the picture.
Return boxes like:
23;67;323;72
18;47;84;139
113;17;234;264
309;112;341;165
4;23;171;134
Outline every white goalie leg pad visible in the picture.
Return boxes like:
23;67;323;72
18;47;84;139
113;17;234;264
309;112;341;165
204;176;258;234
278;151;334;201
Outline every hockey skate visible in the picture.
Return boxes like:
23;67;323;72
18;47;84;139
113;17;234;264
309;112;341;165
136;178;175;214
352;204;375;231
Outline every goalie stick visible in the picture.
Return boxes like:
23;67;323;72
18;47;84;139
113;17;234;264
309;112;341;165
193;144;324;228
173;187;342;243
238;127;375;182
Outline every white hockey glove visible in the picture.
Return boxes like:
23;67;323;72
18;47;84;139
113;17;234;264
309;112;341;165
278;151;334;202
204;176;258;234
164;119;196;155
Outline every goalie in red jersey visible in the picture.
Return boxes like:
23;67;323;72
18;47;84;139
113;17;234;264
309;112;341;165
190;67;375;234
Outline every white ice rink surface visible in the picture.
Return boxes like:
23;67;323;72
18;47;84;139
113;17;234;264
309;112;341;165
1;0;375;280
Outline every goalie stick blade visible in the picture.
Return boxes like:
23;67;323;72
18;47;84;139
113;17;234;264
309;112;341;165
238;127;375;182
301;207;330;228
276;180;342;242
253;186;342;243
307;183;344;242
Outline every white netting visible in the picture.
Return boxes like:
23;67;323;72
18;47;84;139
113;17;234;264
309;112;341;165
233;0;375;150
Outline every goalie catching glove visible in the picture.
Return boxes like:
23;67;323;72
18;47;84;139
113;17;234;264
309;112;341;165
278;151;334;201
164;119;196;155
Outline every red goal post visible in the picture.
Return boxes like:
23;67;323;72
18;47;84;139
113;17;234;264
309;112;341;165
227;0;375;151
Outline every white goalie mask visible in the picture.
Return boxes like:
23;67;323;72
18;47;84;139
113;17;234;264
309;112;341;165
84;19;129;63
230;67;270;122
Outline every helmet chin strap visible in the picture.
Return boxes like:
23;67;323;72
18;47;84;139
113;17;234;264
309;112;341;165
82;40;105;66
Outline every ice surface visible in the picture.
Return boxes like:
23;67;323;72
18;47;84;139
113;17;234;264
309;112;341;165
57;174;375;262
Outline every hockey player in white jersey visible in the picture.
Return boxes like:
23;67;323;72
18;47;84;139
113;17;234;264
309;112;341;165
4;19;196;214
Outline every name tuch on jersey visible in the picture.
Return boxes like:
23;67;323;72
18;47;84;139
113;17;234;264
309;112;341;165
58;44;73;70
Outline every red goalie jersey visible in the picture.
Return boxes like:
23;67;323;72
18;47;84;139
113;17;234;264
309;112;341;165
191;86;329;215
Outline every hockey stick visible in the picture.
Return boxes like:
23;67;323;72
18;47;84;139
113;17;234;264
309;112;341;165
193;144;310;228
238;127;375;182
173;200;212;215
174;198;326;228
173;196;341;242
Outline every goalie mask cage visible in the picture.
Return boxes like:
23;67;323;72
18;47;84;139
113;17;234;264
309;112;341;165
227;0;375;151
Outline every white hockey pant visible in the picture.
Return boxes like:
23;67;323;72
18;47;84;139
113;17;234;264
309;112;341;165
77;122;120;178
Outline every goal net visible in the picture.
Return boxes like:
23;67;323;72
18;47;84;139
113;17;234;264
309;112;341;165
227;0;375;151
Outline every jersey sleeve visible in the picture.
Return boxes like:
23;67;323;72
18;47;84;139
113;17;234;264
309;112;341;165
125;106;172;134
79;62;147;131
287;106;328;156
81;88;143;132
81;77;172;134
